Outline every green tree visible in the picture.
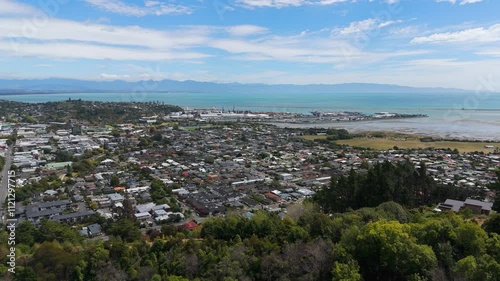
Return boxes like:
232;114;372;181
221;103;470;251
332;260;363;281
455;222;488;258
13;266;38;281
31;241;82;281
492;192;500;212
483;213;500;235
110;174;120;187
106;218;141;242
454;254;500;281
35;219;83;244
16;221;36;246
341;220;437;281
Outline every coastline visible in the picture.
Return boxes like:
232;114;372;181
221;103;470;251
1;92;500;141
270;118;500;142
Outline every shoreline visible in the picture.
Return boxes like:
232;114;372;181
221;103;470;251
270;121;500;142
264;114;428;124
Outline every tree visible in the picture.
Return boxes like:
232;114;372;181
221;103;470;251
111;128;120;137
16;221;36;246
13;266;38;281
492;192;500;213
454;255;500;281
110;175;120;187
106;218;141;242
35;219;83;244
340;221;437;281
66;165;73;177
483;213;500;235
54;150;74;162
332;260;362;281
31;241;82;281
454;222;488;258
152;133;163;142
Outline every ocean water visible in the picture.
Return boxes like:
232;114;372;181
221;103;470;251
1;92;500;140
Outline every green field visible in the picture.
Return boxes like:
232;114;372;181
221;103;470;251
301;135;328;141
301;135;499;153
336;138;499;153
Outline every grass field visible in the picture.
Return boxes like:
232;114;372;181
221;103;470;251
301;135;328;141
301;135;499;153
336;138;499;153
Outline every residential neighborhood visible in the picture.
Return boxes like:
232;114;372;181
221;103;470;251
0;106;498;240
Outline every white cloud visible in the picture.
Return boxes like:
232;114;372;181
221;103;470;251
390;26;420;37
411;24;500;44
338;18;378;35
236;0;307;8
236;0;402;8
99;73;131;80
434;0;483;5
334;18;402;35
82;0;193;16
318;0;350;5
0;4;420;66
2;0;495;90
226;25;269;36
0;0;37;15
0;40;210;61
476;49;500;57
458;0;483;4
210;34;427;65
0;18;211;49
236;0;354;8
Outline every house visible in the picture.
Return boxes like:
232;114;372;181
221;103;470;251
81;223;102;237
436;199;493;215
52;211;95;223
107;193;124;203
25;206;64;223
180;220;198;231
134;212;152;221
153;209;168;217
464;199;493;215
436;199;464;212
87;223;102;237
46;161;72;170
135;202;156;213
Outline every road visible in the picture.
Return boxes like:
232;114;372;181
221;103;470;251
0;145;13;214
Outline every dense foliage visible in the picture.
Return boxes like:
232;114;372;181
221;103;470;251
0;100;183;125
1;202;499;281
314;160;483;213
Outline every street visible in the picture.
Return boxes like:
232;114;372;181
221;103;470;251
0;145;14;218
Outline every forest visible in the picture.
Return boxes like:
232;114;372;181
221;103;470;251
313;160;490;213
1;203;499;281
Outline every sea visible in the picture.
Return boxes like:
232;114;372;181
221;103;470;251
1;92;500;140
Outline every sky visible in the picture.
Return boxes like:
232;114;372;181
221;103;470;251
0;0;499;90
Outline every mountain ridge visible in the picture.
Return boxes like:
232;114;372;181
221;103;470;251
0;78;476;94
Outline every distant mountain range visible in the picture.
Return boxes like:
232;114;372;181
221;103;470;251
0;78;474;94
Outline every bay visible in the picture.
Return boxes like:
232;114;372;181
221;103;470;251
1;92;500;140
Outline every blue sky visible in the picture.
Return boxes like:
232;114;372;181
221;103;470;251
0;0;499;90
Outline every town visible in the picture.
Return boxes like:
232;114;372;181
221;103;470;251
0;100;497;241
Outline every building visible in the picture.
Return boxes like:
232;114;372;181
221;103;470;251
436;198;493;215
52;211;96;223
80;223;102;237
23;200;98;224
